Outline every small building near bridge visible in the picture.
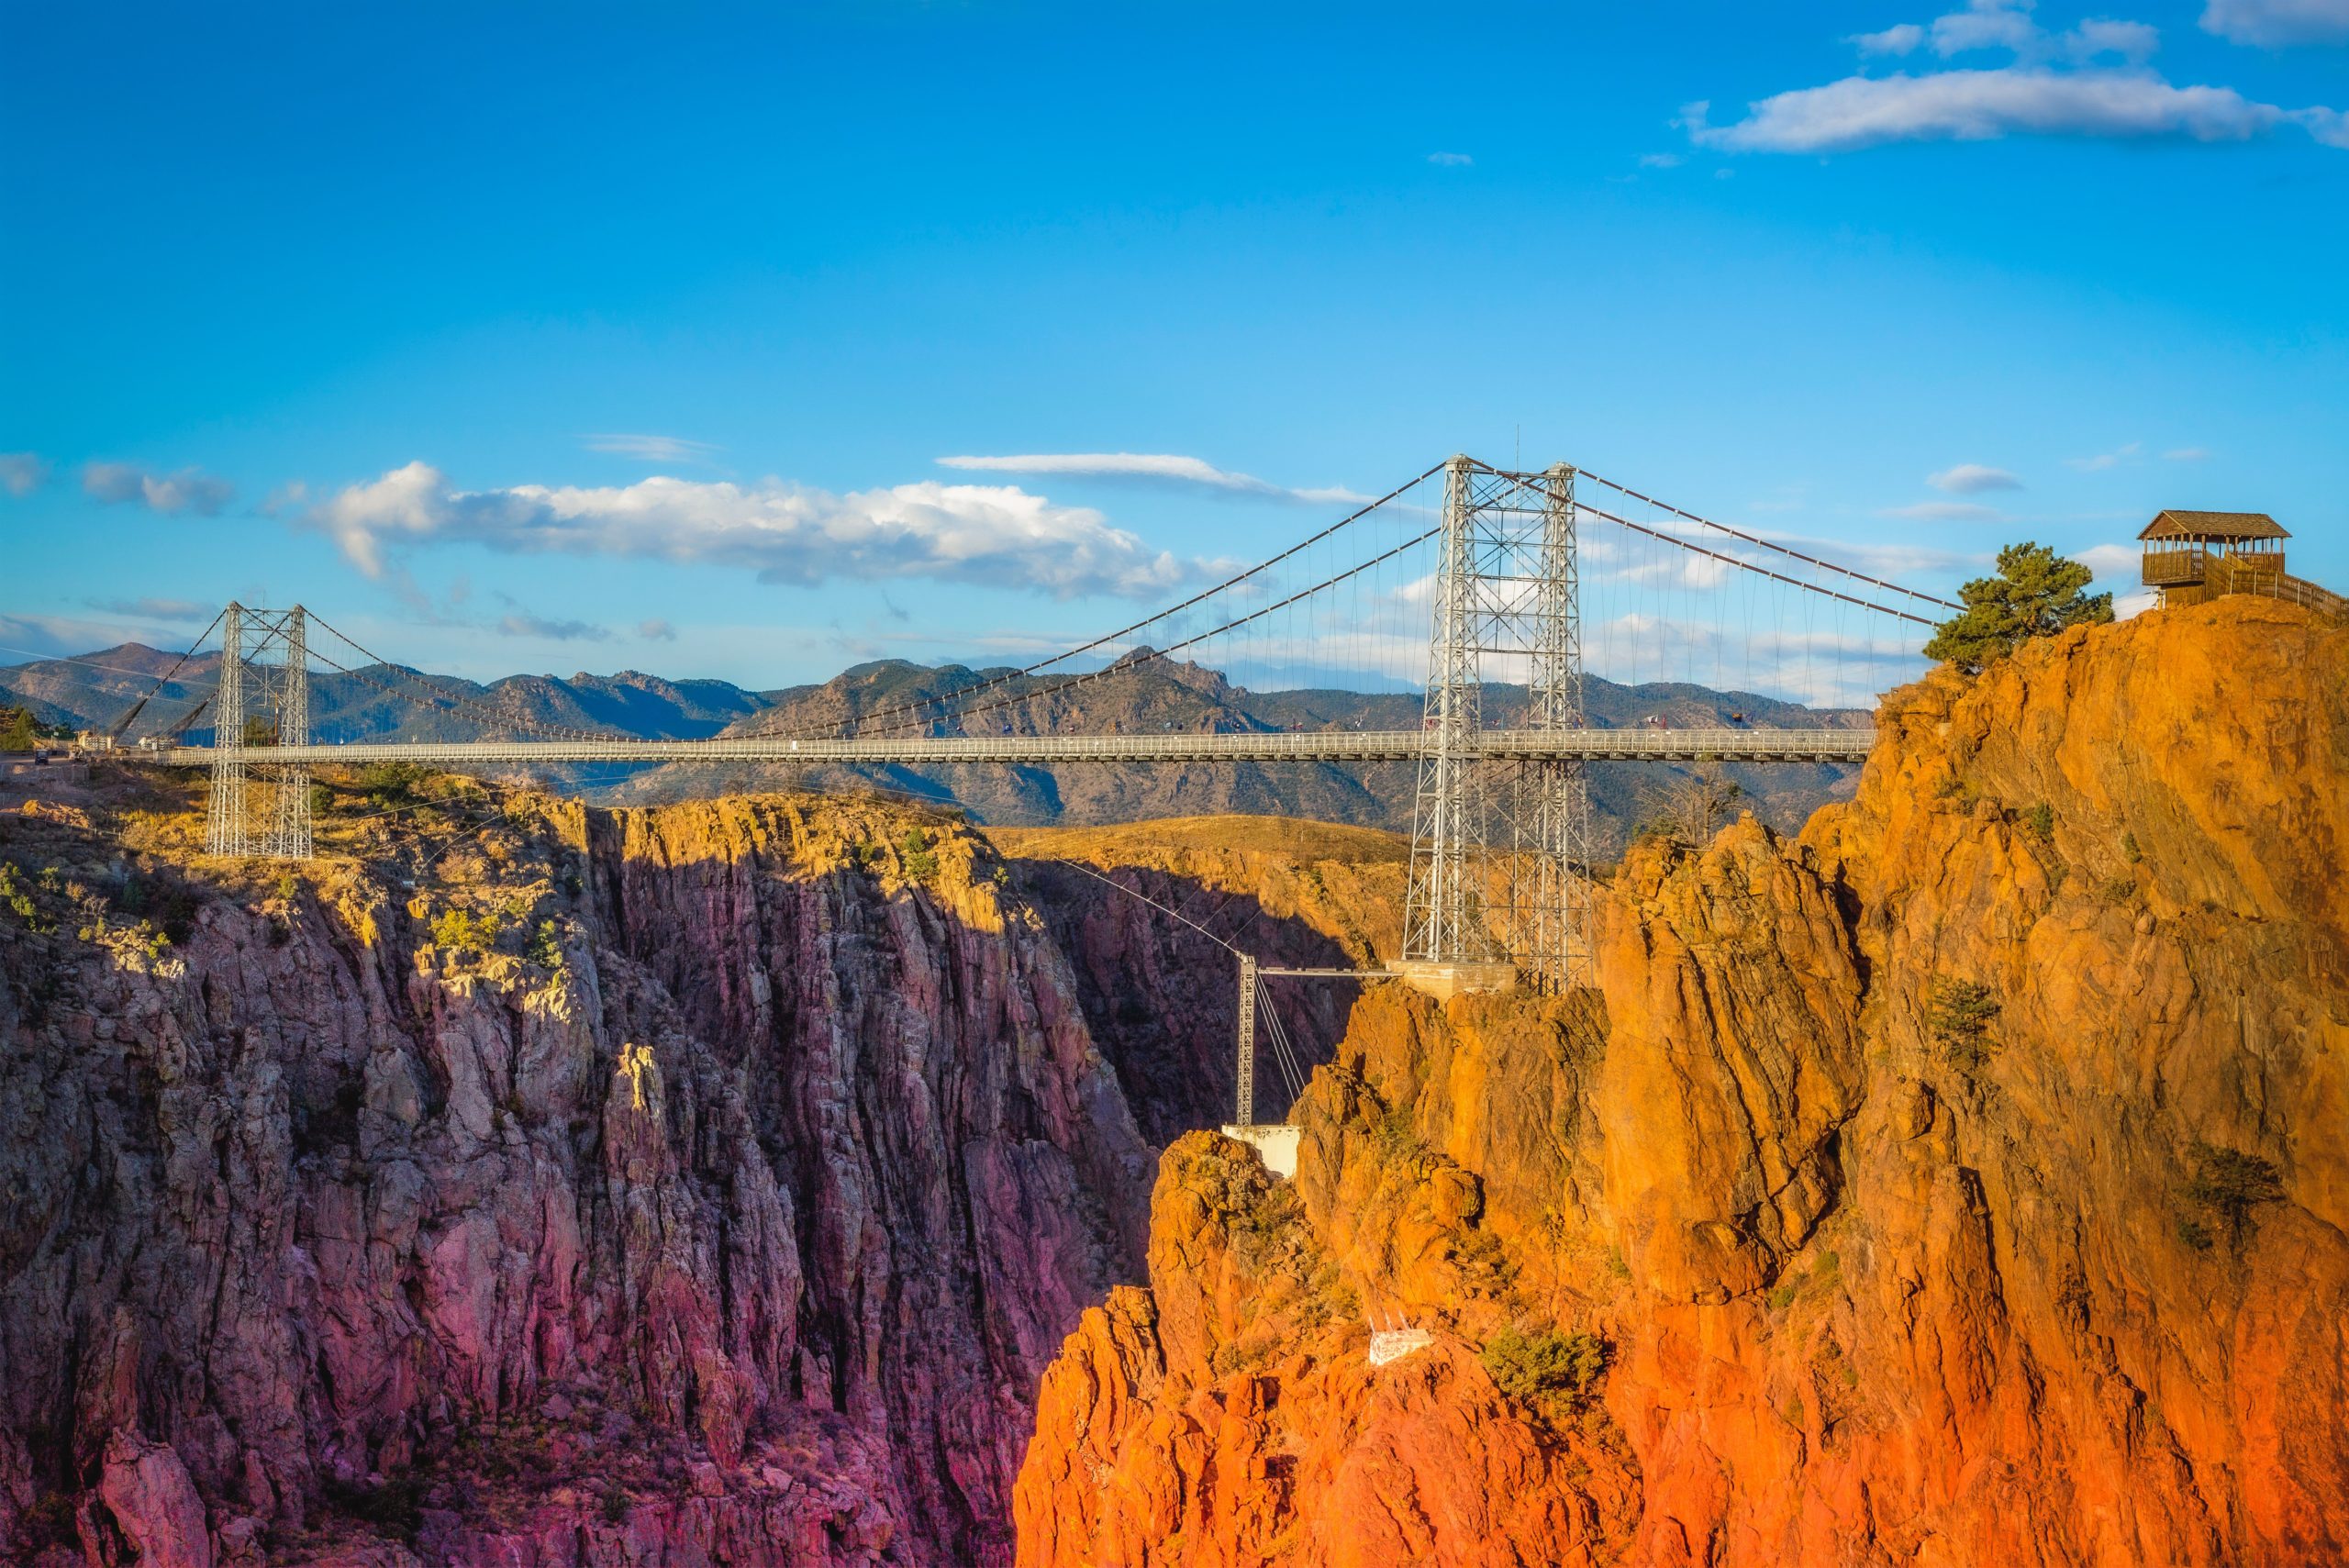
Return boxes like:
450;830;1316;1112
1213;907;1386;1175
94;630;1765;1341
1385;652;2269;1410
2139;510;2288;607
2139;510;2345;620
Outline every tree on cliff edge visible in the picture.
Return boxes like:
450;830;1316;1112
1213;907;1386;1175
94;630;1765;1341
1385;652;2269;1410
1924;542;2114;673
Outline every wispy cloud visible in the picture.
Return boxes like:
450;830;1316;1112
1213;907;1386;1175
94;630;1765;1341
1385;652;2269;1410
496;611;614;642
936;451;1371;506
2073;542;2142;581
2201;0;2349;48
1854;23;1927;54
83;462;235;516
1689;3;2347;153
1638;151;1686;168
637;618;677;641
581;433;723;465
296;462;1222;601
0;452;49;497
1879;500;2004;521
1426;150;1474;166
2068;440;2143;472
1929;462;2023;494
83;597;210;621
2164;445;2212;461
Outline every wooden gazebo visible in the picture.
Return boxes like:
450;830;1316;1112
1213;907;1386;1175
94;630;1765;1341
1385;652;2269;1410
2139;511;2288;607
2139;509;2345;618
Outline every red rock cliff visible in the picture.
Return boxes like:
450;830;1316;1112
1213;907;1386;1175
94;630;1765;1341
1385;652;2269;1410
1014;597;2349;1567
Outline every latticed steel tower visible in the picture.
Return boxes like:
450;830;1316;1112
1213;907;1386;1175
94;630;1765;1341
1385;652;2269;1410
1400;458;1594;991
206;603;314;859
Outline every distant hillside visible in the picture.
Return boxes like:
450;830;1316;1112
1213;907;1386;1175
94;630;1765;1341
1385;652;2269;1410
3;643;1866;849
0;643;779;744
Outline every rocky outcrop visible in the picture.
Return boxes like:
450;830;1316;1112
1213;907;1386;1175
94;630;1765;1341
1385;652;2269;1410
1016;597;2349;1566
0;791;1151;1566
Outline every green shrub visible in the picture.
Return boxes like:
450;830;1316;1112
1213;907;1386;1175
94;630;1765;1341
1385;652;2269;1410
1480;1326;1610;1425
354;762;431;811
2176;1216;2214;1252
0;861;49;931
1927;979;2001;1073
2121;830;2142;864
902;828;940;882
2022;803;2054;840
525;918;563;970
2185;1141;2284;1251
1924;541;2114;673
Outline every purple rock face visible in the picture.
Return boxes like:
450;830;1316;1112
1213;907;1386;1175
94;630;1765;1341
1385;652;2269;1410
0;793;1152;1567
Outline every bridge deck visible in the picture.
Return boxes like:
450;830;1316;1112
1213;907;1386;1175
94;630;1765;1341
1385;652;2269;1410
150;727;1875;767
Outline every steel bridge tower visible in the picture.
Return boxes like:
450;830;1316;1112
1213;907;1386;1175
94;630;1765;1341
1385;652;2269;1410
1399;458;1594;994
205;603;314;859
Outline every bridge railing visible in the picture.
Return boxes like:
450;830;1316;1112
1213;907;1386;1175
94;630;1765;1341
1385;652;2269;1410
148;726;1877;768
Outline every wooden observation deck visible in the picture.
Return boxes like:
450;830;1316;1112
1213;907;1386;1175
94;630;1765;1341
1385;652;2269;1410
2141;510;2345;619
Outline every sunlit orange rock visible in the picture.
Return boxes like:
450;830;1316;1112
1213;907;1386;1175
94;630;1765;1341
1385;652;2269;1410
1017;597;2349;1567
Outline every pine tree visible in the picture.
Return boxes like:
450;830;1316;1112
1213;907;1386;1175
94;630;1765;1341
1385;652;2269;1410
1924;542;2113;673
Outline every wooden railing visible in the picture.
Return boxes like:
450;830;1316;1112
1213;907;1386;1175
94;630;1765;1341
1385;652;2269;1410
2143;546;2288;586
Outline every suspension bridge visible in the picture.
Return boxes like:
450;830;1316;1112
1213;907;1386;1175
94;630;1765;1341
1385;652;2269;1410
97;455;1952;1018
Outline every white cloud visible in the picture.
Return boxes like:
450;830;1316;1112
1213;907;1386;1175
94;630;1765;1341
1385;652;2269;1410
1426;150;1474;166
2113;588;2159;618
83;462;235;516
2164;445;2212;461
2067;18;2162;61
1932;0;2041;57
84;597;210;621
298;462;1218;601
2202;0;2349;47
1929;462;2024;494
1639;151;1686;168
1879;500;2004;521
2301;106;2349;145
1689;67;2333;151
582;433;722;464
2073;541;2142;581
496;612;614;642
2067;440;2143;471
1854;22;1928;53
936;451;1371;506
1691;6;2342;154
0;452;49;497
638;618;677;641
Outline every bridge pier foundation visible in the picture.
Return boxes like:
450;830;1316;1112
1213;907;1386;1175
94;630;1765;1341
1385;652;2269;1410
1385;959;1520;1001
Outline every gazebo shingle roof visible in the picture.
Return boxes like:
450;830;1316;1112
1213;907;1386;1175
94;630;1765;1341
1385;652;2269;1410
2139;510;2288;541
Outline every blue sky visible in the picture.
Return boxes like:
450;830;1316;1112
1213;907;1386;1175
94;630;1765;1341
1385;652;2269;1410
4;0;2344;699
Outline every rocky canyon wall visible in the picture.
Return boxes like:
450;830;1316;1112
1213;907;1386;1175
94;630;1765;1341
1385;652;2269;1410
1015;597;2349;1567
0;791;1156;1567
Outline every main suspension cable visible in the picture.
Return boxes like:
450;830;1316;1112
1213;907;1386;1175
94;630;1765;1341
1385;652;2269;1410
1580;504;1939;628
305;617;634;743
746;460;1451;741
1569;465;1958;609
856;520;1446;740
104;606;228;740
